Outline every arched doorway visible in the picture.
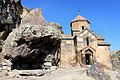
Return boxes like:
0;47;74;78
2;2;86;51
85;54;91;65
81;49;93;65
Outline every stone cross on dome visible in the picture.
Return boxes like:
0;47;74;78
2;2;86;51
77;10;80;15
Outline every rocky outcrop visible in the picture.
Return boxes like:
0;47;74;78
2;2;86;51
111;50;120;71
2;8;61;70
0;0;23;54
48;22;64;34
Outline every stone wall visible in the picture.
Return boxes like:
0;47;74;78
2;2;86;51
61;38;76;67
97;46;112;69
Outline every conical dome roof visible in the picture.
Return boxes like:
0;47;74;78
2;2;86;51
72;15;87;22
71;14;90;24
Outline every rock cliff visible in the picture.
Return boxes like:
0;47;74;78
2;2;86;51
0;0;23;53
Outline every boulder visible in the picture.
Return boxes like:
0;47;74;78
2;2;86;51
111;50;120;71
87;62;111;80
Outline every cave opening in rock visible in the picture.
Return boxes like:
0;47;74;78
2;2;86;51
8;36;61;70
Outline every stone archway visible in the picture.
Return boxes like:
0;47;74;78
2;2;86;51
81;47;95;65
85;49;93;65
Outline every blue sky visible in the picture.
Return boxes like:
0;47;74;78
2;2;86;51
21;0;120;51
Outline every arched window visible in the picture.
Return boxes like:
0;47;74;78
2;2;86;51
84;37;90;46
86;37;89;46
82;26;85;30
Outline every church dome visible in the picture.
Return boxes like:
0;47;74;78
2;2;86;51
71;14;90;24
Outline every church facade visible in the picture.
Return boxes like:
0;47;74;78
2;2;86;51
60;14;112;69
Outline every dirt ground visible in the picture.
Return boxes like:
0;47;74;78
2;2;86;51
0;67;119;80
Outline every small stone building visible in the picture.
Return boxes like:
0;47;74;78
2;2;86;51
61;14;112;68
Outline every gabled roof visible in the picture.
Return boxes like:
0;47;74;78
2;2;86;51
76;28;97;38
76;28;110;46
76;28;105;40
93;32;104;40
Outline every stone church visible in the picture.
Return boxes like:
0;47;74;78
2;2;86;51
61;13;112;68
